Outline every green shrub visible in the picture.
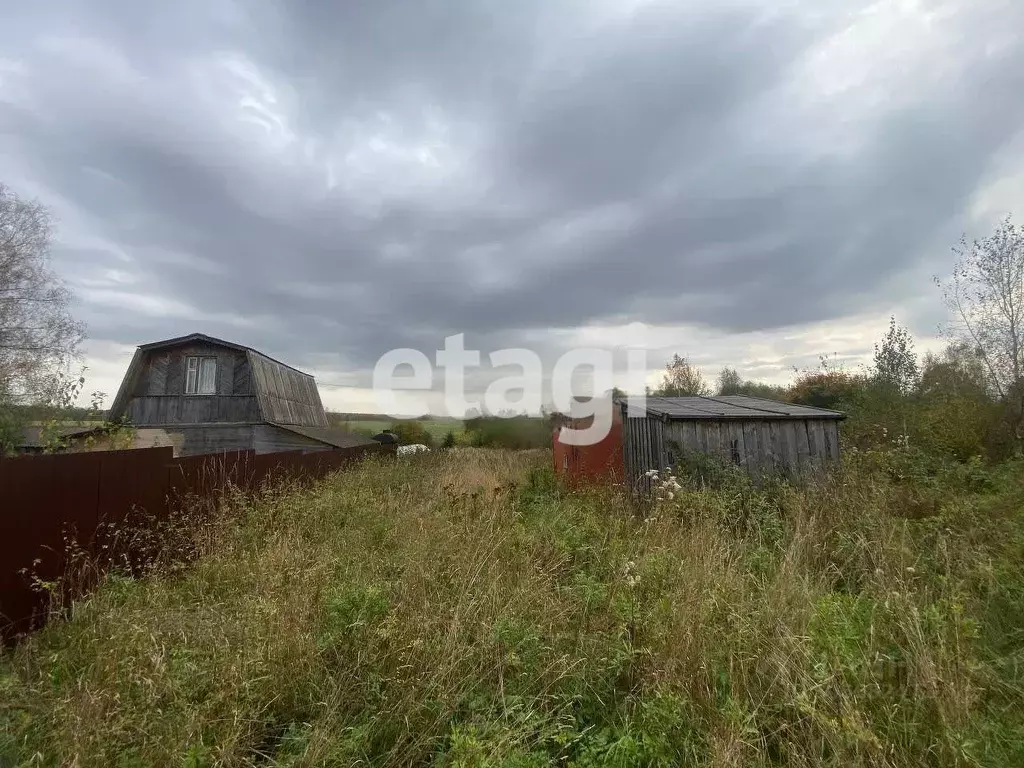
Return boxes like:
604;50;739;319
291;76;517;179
389;419;435;447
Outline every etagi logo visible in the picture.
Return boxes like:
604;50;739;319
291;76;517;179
372;324;650;446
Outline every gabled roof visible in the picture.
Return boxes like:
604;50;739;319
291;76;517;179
624;395;845;421
136;333;314;377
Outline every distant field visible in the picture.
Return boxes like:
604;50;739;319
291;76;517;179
328;416;461;440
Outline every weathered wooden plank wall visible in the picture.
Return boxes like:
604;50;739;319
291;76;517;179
623;413;663;493
247;352;329;428
121;343;257;426
125;396;261;425
625;416;842;488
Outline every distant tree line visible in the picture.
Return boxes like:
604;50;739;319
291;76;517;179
637;216;1024;462
3;175;1022;463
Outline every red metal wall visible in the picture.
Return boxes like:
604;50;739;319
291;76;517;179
552;407;624;485
0;442;393;642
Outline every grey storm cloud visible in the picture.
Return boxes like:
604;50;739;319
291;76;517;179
1;0;1023;381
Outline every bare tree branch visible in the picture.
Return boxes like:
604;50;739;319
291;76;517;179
0;182;86;407
939;215;1024;441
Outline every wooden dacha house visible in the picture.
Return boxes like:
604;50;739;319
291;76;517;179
109;333;378;457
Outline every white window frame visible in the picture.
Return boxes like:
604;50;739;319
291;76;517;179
185;356;217;395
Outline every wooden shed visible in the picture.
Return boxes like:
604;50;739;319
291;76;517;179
108;333;379;457
621;395;844;486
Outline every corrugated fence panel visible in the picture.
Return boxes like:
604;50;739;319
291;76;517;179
0;452;103;636
169;450;257;499
2;441;391;643
97;449;173;529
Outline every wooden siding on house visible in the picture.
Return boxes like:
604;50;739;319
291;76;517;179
124;396;261;425
98;424;351;458
162;425;258;457
129;343;249;399
232;356;252;395
109;334;332;448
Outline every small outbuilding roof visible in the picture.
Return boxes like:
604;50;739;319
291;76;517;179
624;395;845;421
16;425;106;450
272;424;381;449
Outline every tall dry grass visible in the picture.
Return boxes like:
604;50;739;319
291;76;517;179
1;447;1022;766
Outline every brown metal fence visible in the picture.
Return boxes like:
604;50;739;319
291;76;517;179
0;443;392;641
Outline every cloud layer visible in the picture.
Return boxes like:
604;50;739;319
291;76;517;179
2;0;1022;410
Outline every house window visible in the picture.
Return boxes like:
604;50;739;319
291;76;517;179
185;356;217;394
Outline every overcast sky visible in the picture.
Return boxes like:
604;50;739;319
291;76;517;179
2;0;1023;414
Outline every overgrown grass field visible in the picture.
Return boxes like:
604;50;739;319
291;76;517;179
2;448;1023;766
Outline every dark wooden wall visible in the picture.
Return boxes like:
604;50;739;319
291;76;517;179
623;415;841;487
121;425;340;457
622;413;664;494
124;396;261;425
171;425;257;457
125;342;259;426
117;341;329;429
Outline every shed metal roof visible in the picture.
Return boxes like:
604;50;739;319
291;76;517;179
625;395;845;421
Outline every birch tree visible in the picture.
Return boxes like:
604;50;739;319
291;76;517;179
655;354;710;397
939;215;1024;441
0;183;85;403
873;316;919;395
